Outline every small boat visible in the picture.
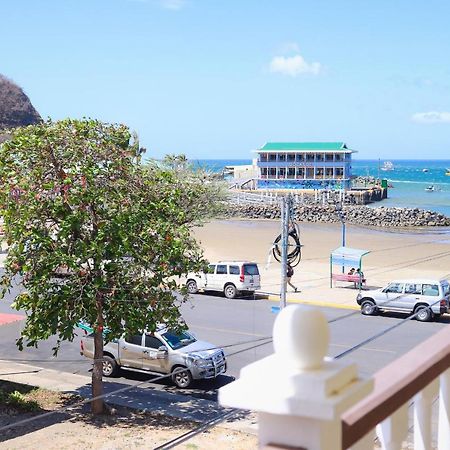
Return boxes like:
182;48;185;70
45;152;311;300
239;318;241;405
422;168;429;173
445;168;450;176
381;161;394;171
425;185;435;192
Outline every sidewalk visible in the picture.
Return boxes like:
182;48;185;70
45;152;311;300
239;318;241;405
259;264;362;310
0;361;257;434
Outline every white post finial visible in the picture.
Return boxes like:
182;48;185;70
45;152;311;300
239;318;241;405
219;305;373;450
273;305;329;370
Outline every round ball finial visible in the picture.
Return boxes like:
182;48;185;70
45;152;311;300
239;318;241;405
273;305;329;370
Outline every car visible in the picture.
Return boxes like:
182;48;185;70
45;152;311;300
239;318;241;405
80;323;227;388
186;261;261;299
356;278;450;322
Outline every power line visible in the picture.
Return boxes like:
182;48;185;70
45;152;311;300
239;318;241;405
0;337;275;365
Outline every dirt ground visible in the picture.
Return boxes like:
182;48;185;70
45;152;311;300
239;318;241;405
2;414;257;449
0;382;257;450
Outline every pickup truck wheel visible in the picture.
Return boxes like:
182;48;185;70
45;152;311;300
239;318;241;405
361;299;377;316
186;279;198;294
102;356;118;377
172;367;193;388
415;305;432;322
224;283;237;299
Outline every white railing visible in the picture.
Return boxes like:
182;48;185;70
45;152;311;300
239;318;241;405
229;191;280;205
219;305;450;449
229;189;350;206
341;325;450;449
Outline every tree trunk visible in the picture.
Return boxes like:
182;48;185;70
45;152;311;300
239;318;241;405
91;297;104;414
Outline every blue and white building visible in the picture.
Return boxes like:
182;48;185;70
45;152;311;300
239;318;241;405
255;142;355;190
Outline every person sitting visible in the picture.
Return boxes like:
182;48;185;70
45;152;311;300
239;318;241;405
348;268;355;276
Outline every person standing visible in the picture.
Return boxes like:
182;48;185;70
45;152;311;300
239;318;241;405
286;263;298;292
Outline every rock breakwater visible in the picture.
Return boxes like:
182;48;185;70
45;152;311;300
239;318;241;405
224;204;450;228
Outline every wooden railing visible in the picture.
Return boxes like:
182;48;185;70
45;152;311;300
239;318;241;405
341;324;450;449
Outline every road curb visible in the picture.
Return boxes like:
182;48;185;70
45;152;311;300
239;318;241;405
267;295;360;311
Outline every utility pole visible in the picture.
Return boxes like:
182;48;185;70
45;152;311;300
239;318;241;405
280;195;290;309
335;202;346;273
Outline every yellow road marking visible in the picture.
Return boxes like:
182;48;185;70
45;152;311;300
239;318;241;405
330;343;396;354
191;327;396;354
268;295;359;310
190;324;268;338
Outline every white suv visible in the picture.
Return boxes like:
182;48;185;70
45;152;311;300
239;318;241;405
186;261;261;299
356;278;450;321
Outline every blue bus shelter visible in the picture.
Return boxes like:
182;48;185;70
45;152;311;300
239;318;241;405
330;246;370;288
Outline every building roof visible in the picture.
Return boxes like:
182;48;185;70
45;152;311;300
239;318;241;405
331;246;370;266
331;246;370;258
257;142;355;153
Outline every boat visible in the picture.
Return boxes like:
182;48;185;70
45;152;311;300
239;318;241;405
381;161;394;171
425;185;435;192
445;168;450;176
422;168;429;173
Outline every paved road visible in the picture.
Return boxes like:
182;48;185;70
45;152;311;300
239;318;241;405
0;289;448;397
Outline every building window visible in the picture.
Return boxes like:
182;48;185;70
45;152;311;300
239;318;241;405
306;153;315;162
325;167;334;178
296;153;304;162
278;167;286;178
269;167;277;178
287;167;295;179
316;167;324;179
296;167;305;178
335;154;343;162
316;153;324;162
278;153;286;162
261;167;268;179
287;153;295;162
306;167;314;179
335;167;344;178
325;153;334;162
260;153;268;162
269;153;277;161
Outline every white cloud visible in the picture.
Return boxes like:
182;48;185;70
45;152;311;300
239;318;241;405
160;0;186;10
411;111;450;124
269;54;321;77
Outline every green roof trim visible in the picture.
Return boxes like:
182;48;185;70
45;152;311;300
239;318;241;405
260;142;347;151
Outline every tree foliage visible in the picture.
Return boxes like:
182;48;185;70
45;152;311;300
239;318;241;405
0;118;225;412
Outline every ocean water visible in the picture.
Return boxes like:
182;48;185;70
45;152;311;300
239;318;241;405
192;159;450;217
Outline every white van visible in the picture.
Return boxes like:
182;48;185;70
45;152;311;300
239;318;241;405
186;261;261;299
356;278;450;321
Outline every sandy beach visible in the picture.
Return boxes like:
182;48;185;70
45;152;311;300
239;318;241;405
193;220;450;308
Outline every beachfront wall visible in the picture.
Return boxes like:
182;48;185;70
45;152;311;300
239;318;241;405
255;142;355;190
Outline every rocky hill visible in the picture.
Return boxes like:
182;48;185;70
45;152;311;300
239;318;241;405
0;74;41;142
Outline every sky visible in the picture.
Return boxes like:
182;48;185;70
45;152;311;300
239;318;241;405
2;0;450;160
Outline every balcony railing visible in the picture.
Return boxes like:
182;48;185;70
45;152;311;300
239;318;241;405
341;324;450;449
219;306;450;450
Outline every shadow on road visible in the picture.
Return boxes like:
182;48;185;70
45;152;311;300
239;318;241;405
199;291;268;301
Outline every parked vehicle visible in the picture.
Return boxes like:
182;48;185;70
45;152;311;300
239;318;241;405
356;279;450;321
80;324;227;388
186;261;261;299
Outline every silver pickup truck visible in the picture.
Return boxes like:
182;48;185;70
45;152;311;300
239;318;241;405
80;325;227;388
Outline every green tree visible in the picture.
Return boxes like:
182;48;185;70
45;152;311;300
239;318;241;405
0;118;224;414
162;153;189;171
